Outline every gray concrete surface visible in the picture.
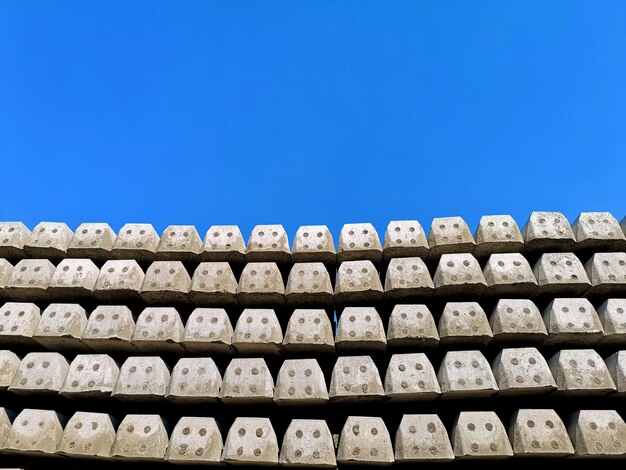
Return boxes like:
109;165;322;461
189;262;238;306
67;223;116;260
165;357;222;403
220;358;274;404
336;307;386;353
112;356;170;400
329;356;385;402
201;225;246;263
9;352;69;394
182;307;233;354
61;354;120;398
508;409;573;457
438;301;493;347
451;411;513;459
292;225;336;264
274;359;329;405
395;414;454;462
383;220;429;261
337;416;394;466
548;349;615;395
384;353;440;400
111;223;159;262
334;260;384;304
489;299;548;344
283;309;335;354
473;215;524;258
232;308;283;355
433;254;486;297
82;305;136;352
246;224;291;263
337;223;383;264
279;419;336;468
285;262;333;306
542;298;603;346
166;416;223;464
94;260;145;301
491;347;556;395
222;417;278;465
131;307;185;353
237;262;285;306
386;304;439;349
384;257;434;300
437;350;498;398
482;253;538;296
111;414;169;461
156;225;202;261
58;411;116;458
24;222;73;259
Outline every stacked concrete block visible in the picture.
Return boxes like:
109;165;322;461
572;212;626;251
508;409;574;457
0;258;14;293
274;359;329;405
246;224;291;263
24;222;73;259
383;220;429;261
285;262;333;306
451;411;513;459
279;419;336;468
33;303;88;350
599;300;626;345
61;354;120;398
111;414;169;461
182;308;233;353
156;225;202;261
482;253;538;296
567;410;626;458
433;254;486;297
131;307;185;352
337;223;383;264
166;417;223;464
428;217;475;259
189;262;238;305
58;412;116;458
233;308;283;355
222;417;279;465
489;299;548;344
548;349;615;395
111;223;159;261
533;253;591;295
394;414;454;462
386;304;439;349
9;352;69;394
166;357;222;403
438;302;493;347
292;225;336;264
140;261;191;304
94;260;145;301
384;257;434;300
3;409;64;455
584;252;626;295
334;260;383;304
48;258;99;299
522;212;575;252
237;262;285;306
0;222;30;259
82;305;136;352
491;348;556;395
220;358;274;404
5;259;55;301
201;225;246;263
0;302;40;346
329;356;385;402
67;223;116;260
0;350;20;390
283;309;335;354
112;356;170;400
542;298;604;346
473;215;524;258
604;351;626;394
336;307;386;352
437;350;498;398
0;407;11;448
337;416;394;465
384;353;440;400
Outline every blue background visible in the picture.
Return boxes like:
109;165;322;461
1;1;625;241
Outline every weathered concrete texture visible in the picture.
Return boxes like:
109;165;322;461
508;409;573;457
246;224;291;263
166;357;222;403
548;349;615;395
491;347;556;395
427;217;475;259
33;303;89;350
329;356;385;402
437;350;498;398
386;304;439;349
111;414;169;461
384;353;440;401
112;356;170;400
0;302;41;346
274;359;329;405
533;252;591;295
334;260;383;304
0;259;14;293
67;223;116;260
452;411;513;459
156;225;202;261
572;212;626;251
111;223;159;262
285;262;333;306
59;411;116;458
222;417;279;465
48;258;99;300
220;358;274;404
567;410;626;458
24;222;73;259
233;308;283;355
131;307;185;353
292;225;336;264
0;407;11;449
336;307;386;353
598;299;626;345
542;298;603;346
438;302;493;347
140;261;191;304
337;416;394;466
0;222;30;259
3;409;64;455
237;262;285;306
384;257;434;300
201;225;246;263
189;262;238;306
395;414;454;462
166;416;223;464
283;309;335;354
584;252;626;295
489;299;548;344
604;351;626;394
483;253;538;296
473;215;524;258
433;254;486;297
0;350;20;390
337;223;383;265
94;260;145;301
279;419;336;468
522;212;576;252
9;352;69;394
61;354;119;397
82;305;136;352
5;259;55;301
383;220;429;261
182;308;233;353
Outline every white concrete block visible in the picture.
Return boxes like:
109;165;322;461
5;259;55;301
201;225;246;263
166;417;223;464
433;254;486;297
0;259;14;293
386;304;439;349
48;258;99;300
522;212;575;252
232;308;283;355
0;222;30;259
451;411;512;459
473;215;524;258
274;359;329;405
334;260;383;304
111;414;169;461
384;353;440;400
292;225;336;264
329;356;385;402
384;257;434;300
82;305;136;352
156;225;202;261
33;303;89;350
337;223;383;264
489;299;547;344
189;262;238;306
491;347;556;395
112;223;159;261
437;350;498;398
166;357;222;403
542;298;603;346
94;260;145;301
572;212;626;251
220;358;274;404
483;253;538;296
336;307;386;353
604;351;626;394
24;222;73;259
3;409;63;455
285;262;333;306
59;411;116;459
182;308;233;354
9;352;69;394
222;417;278;465
279;419;336;468
598;299;626;345
337;416;394;466
131;307;185;353
0;407;11;450
140;261;191;304
584;252;626;295
383;220;429;261
508;409;573;457
438;301;493;347
0;350;20;390
246;224;290;263
394;414;454;462
428;216;475;258
548;349;615;395
283;309;335;354
112;356;170;400
533;252;591;295
67;223;116;260
61;354;119;397
0;302;40;346
568;410;626;458
237;262;285;306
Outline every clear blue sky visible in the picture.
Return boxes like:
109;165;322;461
1;1;625;240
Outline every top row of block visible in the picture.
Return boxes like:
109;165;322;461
2;211;626;263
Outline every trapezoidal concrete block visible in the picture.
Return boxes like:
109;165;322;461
567;410;626;458
598;299;626;345
48;258;99;300
337;416;394;466
336;307;386;353
111;414;168;461
572;212;626;251
548;349;615;396
111;223;159;262
292;225;336;264
201;225;246;263
482;253;538;296
542;298;603;346
112;356;170;401
131;307;185;353
182;308;233;354
473;215;524;258
24;222;73;259
189;262;238;306
285;262;333;306
384;353;440;401
140;261;191;304
94;260;145;301
0;350;20;391
237;262;285;306
489;299;547;344
334;260;383;304
384;257;434;300
0;302;40;346
437;350;498;398
166;357;222;403
33;303;89;351
59;411;116;458
67;222;116;260
232;309;283;355
81;305;136;353
433;254;486;297
427;216;475;259
156;225;202;261
386;304;439;349
533;252;591;295
246;224;290;263
5;259;55;301
166;416;223;464
222;417;278;465
279;419;336;468
220;358;274;404
0;259;14;294
3;409;63;455
394;414;454;462
283;309;335;354
61;354;119;398
0;407;11;449
337;223;383;265
508;409;573;457
604;351;626;394
329;356;384;403
491;347;556;395
522;211;575;252
9;352;69;395
438;302;493;347
452;412;512;459
0;222;30;259
274;359;329;405
383;220;429;261
584;252;626;295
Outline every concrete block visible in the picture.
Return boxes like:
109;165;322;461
67;223;116;260
438;302;493;347
584;252;626;295
483;253;538;296
384;257;434;300
491;347;556;395
386;304;439;349
568;410;626;458
166;416;223;464
24;222;73;259
189;262;238;306
337;416;394;466
0;302;40;346
222;417;278;465
433;254;486;297
473;215;524;258
48;258;99;300
572;212;626;251
604;351;626;394
61;354;120;397
59;411;116;459
427;216;475;258
182;308;233;354
82;305;136;352
384;353;440;400
0;407;11;449
246;224;291;263
33;303;89;350
533;252;591;295
5;259;55;301
0;259;14;293
336;307;386;353
489;299;547;344
0;350;20;390
337;223;383;264
156;225;202;261
237;262;285;306
329;356;385;402
9;352;69;394
394;414;454;462
283;309;335;354
279;419;336;468
437;350;498;398
112;356;170;400
111;414;169;461
598;299;626;345
111;223;159;261
292;225;336;264
508;409;573;457
140;261;191;304
131;307;185;353
334;260;383;304
3;409;63;455
233;308;283;355
220;358;274;404
522;211;575;252
548;349;615;395
452;411;512;459
542;298;603;346
285;262;333;306
94;260;145;301
166;357;222;403
383;220;429;261
274;359;329;405
0;222;30;259
201;225;246;263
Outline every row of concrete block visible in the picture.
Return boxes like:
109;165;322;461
2;348;626;401
1;408;625;463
